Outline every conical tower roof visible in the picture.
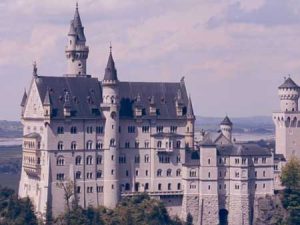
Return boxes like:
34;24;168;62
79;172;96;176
220;116;232;126
103;46;118;81
20;89;27;107
279;77;299;89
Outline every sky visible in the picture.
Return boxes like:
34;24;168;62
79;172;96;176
1;0;300;120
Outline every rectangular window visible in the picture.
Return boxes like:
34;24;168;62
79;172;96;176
235;158;240;164
262;158;267;164
125;142;130;148
156;126;163;133
242;158;247;165
254;157;258;164
128;126;136;133
56;173;65;181
76;186;81;193
170;126;177;133
142;126;150;133
97;186;103;193
86;126;93;134
96;126;104;134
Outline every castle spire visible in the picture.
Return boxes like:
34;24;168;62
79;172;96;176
103;45;118;82
33;61;38;77
65;3;89;76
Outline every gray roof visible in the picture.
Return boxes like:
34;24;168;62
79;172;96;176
43;89;51;106
69;5;86;42
279;77;299;89
23;132;41;139
118;81;189;119
151;132;185;138
35;76;102;119
274;154;286;161
20;90;27;107
30;74;189;120
103;51;118;81
186;96;194;118
220;116;232;126
217;143;272;156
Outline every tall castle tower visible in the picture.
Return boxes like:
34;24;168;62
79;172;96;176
100;46;120;208
273;77;300;160
65;4;89;76
220;116;233;142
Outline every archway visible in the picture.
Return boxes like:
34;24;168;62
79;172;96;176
219;209;228;225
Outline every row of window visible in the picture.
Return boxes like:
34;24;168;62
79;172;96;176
57;155;102;166
57;140;104;150
157;169;181;177
77;186;103;194
56;126;104;135
57;125;181;135
75;171;103;179
213;157;268;165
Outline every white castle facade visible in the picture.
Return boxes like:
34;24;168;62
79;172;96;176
18;6;292;225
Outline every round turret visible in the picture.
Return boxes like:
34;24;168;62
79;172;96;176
220;116;233;142
278;77;299;112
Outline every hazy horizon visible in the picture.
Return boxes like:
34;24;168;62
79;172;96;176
1;0;299;120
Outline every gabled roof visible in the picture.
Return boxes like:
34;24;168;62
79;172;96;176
20;89;27;107
103;50;118;81
23;132;41;139
220;116;232;126
279;77;299;89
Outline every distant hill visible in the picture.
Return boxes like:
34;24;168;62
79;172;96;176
195;116;274;134
0;120;22;138
0;116;274;138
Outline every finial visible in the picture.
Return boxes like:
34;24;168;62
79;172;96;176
33;61;37;77
76;2;78;9
109;42;112;54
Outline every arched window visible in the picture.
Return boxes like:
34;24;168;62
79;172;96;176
86;140;93;150
96;155;102;165
167;169;172;177
86;156;93;165
96;141;103;150
157;141;162;148
135;155;140;164
144;154;150;163
75;171;81;179
176;169;181;177
158;183;162;190
110;139;116;147
56;156;64;166
71;141;77;150
96;170;102;178
176;141;181;148
75;156;82;165
57;141;63;150
125;183;130;191
190;169;197;177
157;169;162;177
177;183;181;190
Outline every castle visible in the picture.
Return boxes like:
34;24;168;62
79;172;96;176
18;5;291;225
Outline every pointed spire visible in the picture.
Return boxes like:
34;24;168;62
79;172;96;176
33;61;38;77
43;89;51;106
70;2;86;41
186;95;194;119
103;45;118;81
20;89;27;107
220;115;233;126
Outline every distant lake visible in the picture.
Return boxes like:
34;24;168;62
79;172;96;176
0;138;22;146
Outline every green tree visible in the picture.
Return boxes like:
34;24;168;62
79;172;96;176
281;157;300;190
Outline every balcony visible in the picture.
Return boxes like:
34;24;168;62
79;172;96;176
121;190;183;197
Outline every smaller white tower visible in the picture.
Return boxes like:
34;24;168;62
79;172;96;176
220;116;233;142
278;77;299;112
65;3;89;76
101;46;120;208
